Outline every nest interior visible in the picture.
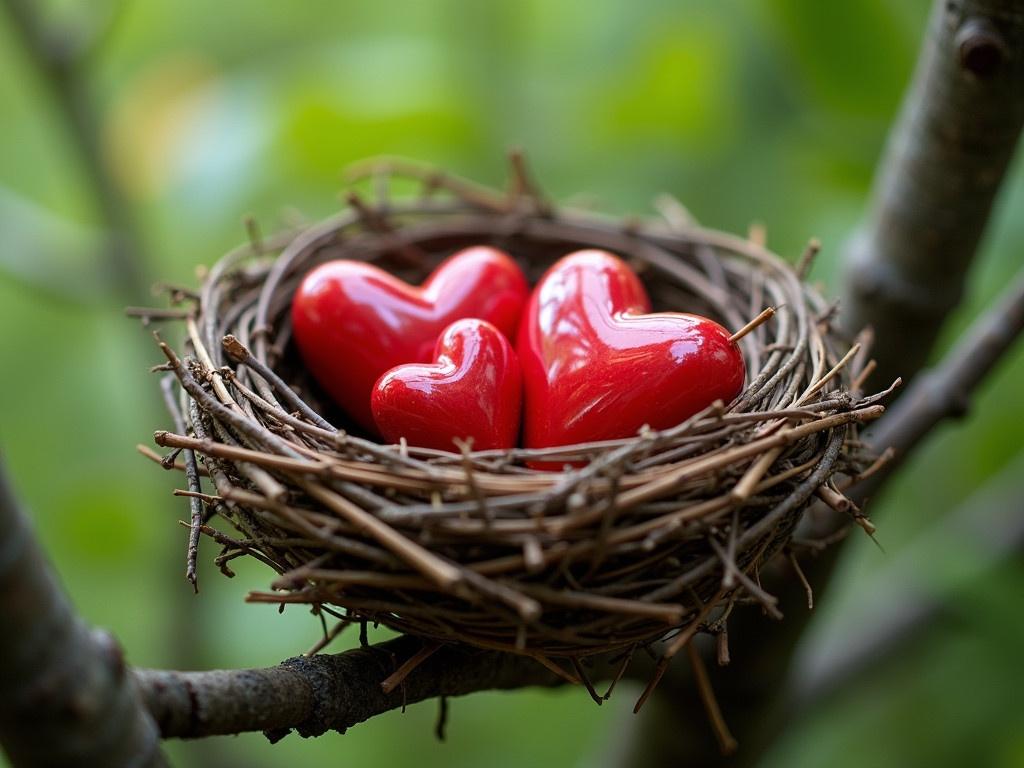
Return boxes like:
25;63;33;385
143;159;889;682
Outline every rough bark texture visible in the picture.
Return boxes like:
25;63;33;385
842;0;1024;388
137;635;565;739
0;463;167;768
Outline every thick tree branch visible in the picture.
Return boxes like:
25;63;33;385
0;460;167;767
841;0;1024;389
136;635;569;740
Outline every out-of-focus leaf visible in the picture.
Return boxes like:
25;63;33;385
0;187;107;303
103;54;222;199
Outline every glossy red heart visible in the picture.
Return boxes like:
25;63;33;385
517;250;745;453
371;319;522;451
292;246;528;433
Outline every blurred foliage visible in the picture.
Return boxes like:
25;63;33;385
1;1;1023;766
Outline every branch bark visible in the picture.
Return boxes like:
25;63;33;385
136;635;566;740
841;0;1024;389
0;460;167;767
856;267;1024;497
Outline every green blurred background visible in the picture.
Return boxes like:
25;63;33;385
2;1;1023;766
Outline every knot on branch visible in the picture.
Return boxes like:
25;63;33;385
278;643;400;739
956;18;1009;80
92;628;128;681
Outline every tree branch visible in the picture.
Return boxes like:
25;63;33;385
793;453;1024;708
0;459;167;767
841;0;1024;389
136;635;569;740
855;267;1024;498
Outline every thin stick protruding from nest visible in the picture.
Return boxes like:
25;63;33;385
506;147;550;214
380;642;442;695
687;642;739;756
795;237;822;279
244;215;264;254
728;307;776;344
633;591;724;714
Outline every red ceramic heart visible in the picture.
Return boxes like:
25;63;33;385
517;250;745;452
371;319;522;451
292;246;528;433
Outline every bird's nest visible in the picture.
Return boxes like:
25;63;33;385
136;157;890;700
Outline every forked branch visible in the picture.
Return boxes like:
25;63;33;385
841;0;1024;388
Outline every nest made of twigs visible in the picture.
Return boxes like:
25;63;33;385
137;156;890;692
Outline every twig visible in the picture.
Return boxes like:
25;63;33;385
728;307;776;344
686;643;738;756
380;642;442;694
135;635;600;739
794;238;821;280
857;267;1024;498
793;456;1024;708
786;550;813;610
160;375;204;592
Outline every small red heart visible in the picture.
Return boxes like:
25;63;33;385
292;246;528;433
371;319;522;451
517;250;745;451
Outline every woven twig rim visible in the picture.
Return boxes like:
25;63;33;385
138;158;889;686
